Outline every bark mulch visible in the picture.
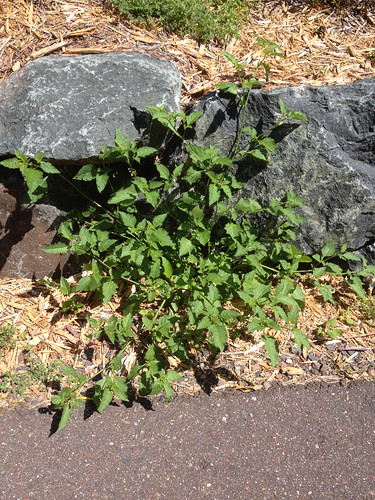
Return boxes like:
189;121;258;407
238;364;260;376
0;0;375;409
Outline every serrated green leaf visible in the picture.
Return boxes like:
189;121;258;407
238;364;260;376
110;354;124;374
74;164;96;181
108;186;137;204
288;110;308;121
166;370;181;382
293;329;310;351
23;167;44;193
56;402;74;432
96;172;109;193
60;365;78;379
162;257;173;279
348;276;367;301
149;228;174;247
163;381;174;402
40;161;60;174
128;364;142;380
76;274;99;292
136;146;157;159
60;276;71;296
259;137;276;153
113;377;128;402
313;266;326;278
208;323;227;351
341;252;361;262
220;309;241;321
0;157;21;169
43;242;69;254
279;98;287;116
216;81;238;96
262;334;279;367
156;163;170;180
115;129;131;150
119;212;137;228
102;281;117;303
150;379;164;396
209;184;220;206
96;387;113;414
179;237;194;257
321;241;337;259
185;110;203;127
234;198;262;213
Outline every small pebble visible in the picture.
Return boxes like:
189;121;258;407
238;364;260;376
325;343;336;351
308;353;318;362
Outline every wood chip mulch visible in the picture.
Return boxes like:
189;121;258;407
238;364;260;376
1;0;375;106
0;0;375;409
0;274;374;410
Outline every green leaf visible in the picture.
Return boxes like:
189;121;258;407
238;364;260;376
166;370;181;382
209;184;220;206
112;377;128;402
185;110;203;127
288;110;308;121
216;81;238;96
259;137;276;153
234;198;262;213
321;241;337;259
156;163;170;180
43;242;69;254
221;50;243;68
162;257;173;279
293;329;310;351
74;164;96;181
60;276;71;296
0;157;21;169
262;334;279;367
40;161;60;174
60;365;78;379
179;237;194;257
208;323;227;351
279;98;287;116
348;276;367;302
76;274;99;292
115;129;131;150
96;172;109;193
23;167;45;193
108;186;137;204
341;252;361;262
111;353;123;373
150;379;164;396
221;309;241;321
163;381;174;402
96;387;113;414
149;228;174;247
128;364;142;380
136;146;157;159
102;281;117;303
56;402;74;432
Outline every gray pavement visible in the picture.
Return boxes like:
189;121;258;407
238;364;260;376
0;381;374;499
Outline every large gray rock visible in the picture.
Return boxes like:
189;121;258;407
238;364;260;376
0;53;181;164
180;78;375;258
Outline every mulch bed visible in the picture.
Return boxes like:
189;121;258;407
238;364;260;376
0;0;375;409
1;0;375;106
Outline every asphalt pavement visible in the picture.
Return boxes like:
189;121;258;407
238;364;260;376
0;380;374;500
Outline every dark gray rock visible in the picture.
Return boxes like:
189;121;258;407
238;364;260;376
180;78;375;259
0;53;181;164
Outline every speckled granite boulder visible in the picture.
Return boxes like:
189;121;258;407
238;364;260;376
0;53;181;164
172;78;375;260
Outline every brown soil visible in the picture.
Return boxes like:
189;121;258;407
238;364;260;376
0;0;375;410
